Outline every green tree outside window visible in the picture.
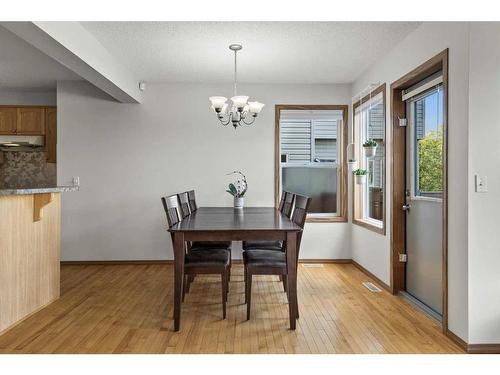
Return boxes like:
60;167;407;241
418;126;443;193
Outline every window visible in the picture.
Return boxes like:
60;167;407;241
407;84;443;199
276;105;348;222
353;84;386;234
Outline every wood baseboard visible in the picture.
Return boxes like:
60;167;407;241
299;259;351;264
445;329;468;351
61;259;352;266
467;344;500;354
0;297;59;336
444;330;500;354
351;260;391;291
61;260;173;265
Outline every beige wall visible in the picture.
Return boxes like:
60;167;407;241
57;81;352;262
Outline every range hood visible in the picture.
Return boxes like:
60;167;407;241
0;135;44;150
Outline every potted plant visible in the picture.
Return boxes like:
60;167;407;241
348;159;358;171
353;169;367;185
226;170;247;208
363;139;377;158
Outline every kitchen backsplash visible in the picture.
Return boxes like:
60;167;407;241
0;151;56;188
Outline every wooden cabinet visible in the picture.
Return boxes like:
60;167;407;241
0;106;48;135
0;107;17;134
17;107;45;135
0;106;57;163
45;108;57;163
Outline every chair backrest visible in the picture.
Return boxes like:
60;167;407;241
177;191;191;218
281;191;295;218
161;194;181;228
291;194;312;256
278;191;286;211
187;190;197;212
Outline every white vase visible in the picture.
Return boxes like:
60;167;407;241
364;146;377;158
355;175;366;185
234;197;244;208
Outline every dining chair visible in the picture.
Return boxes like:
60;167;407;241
177;190;232;284
243;193;311;321
161;194;230;319
181;190;232;251
280;191;295;218
178;191;192;218
187;190;197;211
242;191;295;252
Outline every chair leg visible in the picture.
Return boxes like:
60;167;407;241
225;269;229;302
186;275;194;293
246;273;252;320
182;276;186;302
296;294;300;319
221;271;227;319
185;278;191;294
244;265;248;303
282;275;288;293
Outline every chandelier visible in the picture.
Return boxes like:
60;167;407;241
209;44;265;129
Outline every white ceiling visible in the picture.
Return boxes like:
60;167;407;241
82;22;420;84
0;22;421;91
0;26;80;91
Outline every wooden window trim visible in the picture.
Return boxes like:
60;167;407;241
275;104;348;223
352;83;387;235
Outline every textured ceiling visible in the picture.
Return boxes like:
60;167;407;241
82;22;421;84
0;22;421;90
0;26;80;91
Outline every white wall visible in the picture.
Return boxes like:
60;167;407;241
0;89;56;105
57;81;352;262
468;23;500;345
350;22;470;341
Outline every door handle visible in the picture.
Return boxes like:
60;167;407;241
402;204;411;211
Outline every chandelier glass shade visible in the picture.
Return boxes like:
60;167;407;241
209;44;264;129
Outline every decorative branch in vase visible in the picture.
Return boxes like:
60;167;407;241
226;170;247;208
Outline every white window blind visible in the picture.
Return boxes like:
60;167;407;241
402;73;443;101
280;121;311;162
314;120;337;162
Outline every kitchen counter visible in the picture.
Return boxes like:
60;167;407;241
0;187;77;334
0;185;79;196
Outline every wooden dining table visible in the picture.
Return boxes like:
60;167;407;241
168;207;303;331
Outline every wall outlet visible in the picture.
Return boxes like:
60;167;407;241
475;174;488;193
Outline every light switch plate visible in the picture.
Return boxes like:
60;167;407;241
475;174;488;193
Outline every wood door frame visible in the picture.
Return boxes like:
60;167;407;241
275;104;349;223
389;49;449;332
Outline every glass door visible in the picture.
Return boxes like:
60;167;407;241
405;84;444;316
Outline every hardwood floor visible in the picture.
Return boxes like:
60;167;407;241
0;263;463;354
